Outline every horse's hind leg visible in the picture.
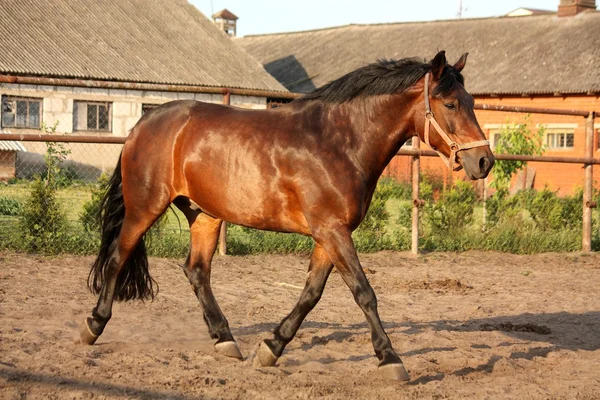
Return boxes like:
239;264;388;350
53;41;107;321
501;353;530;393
81;208;165;344
254;243;333;367
174;199;241;359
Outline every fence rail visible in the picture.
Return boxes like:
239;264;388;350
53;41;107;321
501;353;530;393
0;100;597;255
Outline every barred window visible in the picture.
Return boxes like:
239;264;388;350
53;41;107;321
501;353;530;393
74;101;112;132
1;96;42;129
546;132;574;149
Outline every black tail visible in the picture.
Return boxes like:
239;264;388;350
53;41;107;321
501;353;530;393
87;154;158;301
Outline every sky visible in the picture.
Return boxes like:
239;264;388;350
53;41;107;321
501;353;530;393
189;0;560;37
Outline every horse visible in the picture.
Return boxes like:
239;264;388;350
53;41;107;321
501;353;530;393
80;50;494;381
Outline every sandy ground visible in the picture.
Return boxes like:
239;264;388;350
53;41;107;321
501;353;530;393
1;250;599;399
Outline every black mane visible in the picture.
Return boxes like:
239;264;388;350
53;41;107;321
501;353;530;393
297;57;464;104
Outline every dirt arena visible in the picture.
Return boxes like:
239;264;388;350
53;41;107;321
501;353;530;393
1;250;599;399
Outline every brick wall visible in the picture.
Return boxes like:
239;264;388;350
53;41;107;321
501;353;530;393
384;94;600;196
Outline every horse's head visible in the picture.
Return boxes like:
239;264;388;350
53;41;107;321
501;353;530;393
416;51;494;180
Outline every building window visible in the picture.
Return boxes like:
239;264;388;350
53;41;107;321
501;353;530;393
1;96;42;129
492;133;502;149
267;97;292;109
546;131;574;149
142;104;159;114
73;101;112;132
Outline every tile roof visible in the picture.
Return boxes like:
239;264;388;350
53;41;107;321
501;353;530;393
238;12;600;95
0;0;286;92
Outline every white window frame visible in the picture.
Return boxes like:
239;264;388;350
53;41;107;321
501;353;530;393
543;124;577;151
1;95;43;129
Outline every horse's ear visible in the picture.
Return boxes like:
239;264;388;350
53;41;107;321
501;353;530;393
453;53;469;72
430;50;447;81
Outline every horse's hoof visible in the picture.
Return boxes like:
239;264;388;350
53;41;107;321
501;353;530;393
215;341;243;360
253;341;278;368
379;363;410;381
79;318;99;345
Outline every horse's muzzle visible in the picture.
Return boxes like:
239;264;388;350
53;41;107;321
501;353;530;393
460;147;495;180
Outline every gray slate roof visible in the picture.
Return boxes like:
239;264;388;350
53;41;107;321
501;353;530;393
0;0;286;92
238;12;600;95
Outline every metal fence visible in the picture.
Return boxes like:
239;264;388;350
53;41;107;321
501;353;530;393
0;103;598;256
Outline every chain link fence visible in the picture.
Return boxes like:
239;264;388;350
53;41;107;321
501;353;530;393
0;136;599;256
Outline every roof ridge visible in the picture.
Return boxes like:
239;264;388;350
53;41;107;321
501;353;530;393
242;24;353;38
239;13;574;39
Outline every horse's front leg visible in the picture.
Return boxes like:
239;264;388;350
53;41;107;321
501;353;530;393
254;243;333;367
182;212;242;359
317;227;409;381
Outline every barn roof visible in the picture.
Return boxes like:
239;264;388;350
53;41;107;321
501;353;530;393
0;0;285;92
238;12;600;95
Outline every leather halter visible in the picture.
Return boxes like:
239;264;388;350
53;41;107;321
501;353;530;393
423;73;490;171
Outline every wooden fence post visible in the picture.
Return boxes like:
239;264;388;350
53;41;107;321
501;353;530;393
411;137;421;255
583;112;596;252
218;90;231;256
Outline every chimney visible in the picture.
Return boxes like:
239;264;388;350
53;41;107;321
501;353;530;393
558;0;596;17
212;9;238;37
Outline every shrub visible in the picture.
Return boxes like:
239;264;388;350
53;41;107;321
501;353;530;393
491;117;545;191
376;177;411;200
423;180;477;232
80;174;110;233
18;122;72;253
419;181;478;251
353;183;392;252
19;177;69;252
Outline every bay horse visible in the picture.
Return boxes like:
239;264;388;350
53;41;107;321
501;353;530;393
80;51;494;381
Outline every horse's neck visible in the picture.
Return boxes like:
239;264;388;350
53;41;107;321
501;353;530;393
335;93;419;181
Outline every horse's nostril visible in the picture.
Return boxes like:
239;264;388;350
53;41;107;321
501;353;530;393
479;157;488;172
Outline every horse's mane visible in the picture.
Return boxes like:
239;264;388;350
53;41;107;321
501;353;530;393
296;57;464;104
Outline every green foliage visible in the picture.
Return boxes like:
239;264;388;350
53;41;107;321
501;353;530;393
0;196;22;216
18;122;72;253
41;122;74;188
19;177;69;252
485;188;532;228
80;174;110;232
353;183;392;251
420;181;478;251
491;117;545;191
529;187;571;230
375;177;412;201
423;180;477;231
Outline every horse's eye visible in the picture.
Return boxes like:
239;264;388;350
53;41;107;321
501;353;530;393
444;103;456;110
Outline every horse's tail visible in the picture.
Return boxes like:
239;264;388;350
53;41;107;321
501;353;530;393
88;154;157;301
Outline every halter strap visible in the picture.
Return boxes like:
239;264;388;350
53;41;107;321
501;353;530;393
423;73;489;171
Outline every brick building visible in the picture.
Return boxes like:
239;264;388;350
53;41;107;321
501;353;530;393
239;0;600;195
